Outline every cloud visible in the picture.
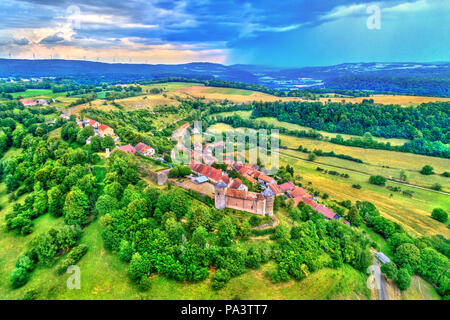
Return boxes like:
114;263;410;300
13;37;29;45
39;32;65;44
0;0;448;65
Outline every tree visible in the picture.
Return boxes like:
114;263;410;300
369;175;386;186
399;170;408;182
127;253;151;281
308;153;317;161
347;207;360;226
191;226;208;248
217;216;237;246
118;240;134;262
101;136;115;150
10;267;29;289
396;268;411;290
420;165;434;175
431;208;448;223
394;243;421;273
95;194;119;215
188;205;213;232
90;136;103;152
63;187;91;226
381;262;398;280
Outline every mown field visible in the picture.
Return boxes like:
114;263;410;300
317;94;450;106
11;89;68;99
209;110;410;146
207;123;450;237
176;85;450;106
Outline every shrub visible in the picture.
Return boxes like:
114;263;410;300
431;208;448;223
420;165;434;175
212;269;231;290
396;268;411;290
10;267;30;289
369;175;387;186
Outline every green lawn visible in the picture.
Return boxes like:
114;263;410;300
11;89;67;99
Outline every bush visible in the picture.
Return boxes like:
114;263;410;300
381;262;398;280
56;245;88;275
10;267;30;289
431;183;442;191
396;268;411;290
137;276;152;291
431;208;448;223
211;269;231;290
420;165;434;175
369;175;387;186
352;184;362;189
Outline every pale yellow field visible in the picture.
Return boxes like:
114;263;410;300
178;85;450;106
178;86;301;103
318;94;450;106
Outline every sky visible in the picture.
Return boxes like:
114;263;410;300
0;0;448;67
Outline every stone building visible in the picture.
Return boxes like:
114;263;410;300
214;179;274;216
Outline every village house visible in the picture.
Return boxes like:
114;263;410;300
113;144;136;155
83;118;100;128
228;178;248;191
98;124;114;136
267;182;284;195
135;142;155;157
189;162;230;185
288;186;340;220
20;99;42;107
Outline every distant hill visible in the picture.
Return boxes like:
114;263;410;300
1;59;449;96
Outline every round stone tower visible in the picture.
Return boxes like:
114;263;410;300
262;187;275;216
214;179;227;209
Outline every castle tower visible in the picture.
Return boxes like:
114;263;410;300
214;180;227;209
262;188;275;216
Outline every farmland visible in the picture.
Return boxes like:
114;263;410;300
207;123;450;237
176;85;450;106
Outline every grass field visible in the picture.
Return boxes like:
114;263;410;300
176;85;450;106
209;110;410;146
11;89;68;99
208;122;449;191
208;123;450;237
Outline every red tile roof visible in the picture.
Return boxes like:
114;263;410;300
115;144;136;154
189;162;229;184
268;183;283;194
289;186;309;198
229;178;242;189
279;181;295;192
315;204;339;220
135;142;150;153
258;173;274;183
98;124;113;132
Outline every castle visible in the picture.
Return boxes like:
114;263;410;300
214;179;275;216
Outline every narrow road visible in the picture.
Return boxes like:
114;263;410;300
277;150;450;196
373;257;389;300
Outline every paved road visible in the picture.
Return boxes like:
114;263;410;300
373;258;389;300
277;151;450;196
